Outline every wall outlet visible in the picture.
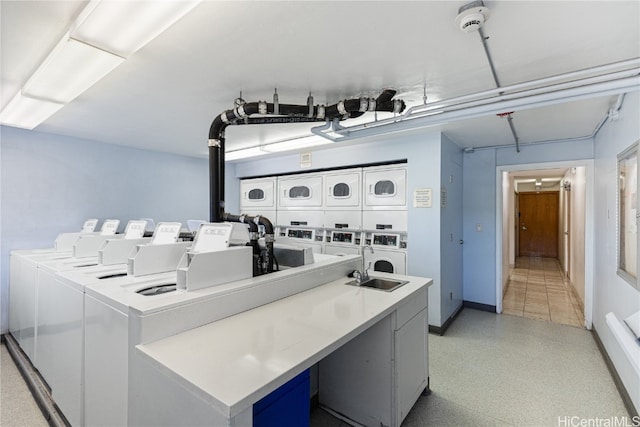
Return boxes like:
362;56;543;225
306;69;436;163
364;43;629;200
476;223;483;232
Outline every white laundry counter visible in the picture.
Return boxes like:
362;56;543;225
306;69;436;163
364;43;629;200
131;272;431;426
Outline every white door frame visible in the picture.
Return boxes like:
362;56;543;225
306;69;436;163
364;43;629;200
495;159;594;329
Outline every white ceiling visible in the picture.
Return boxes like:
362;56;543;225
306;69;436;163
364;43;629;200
1;1;639;159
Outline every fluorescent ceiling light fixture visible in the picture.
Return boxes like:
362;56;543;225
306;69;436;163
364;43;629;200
22;35;124;104
541;177;562;182
71;0;201;57
225;147;268;161
0;93;64;130
261;135;333;152
514;178;536;183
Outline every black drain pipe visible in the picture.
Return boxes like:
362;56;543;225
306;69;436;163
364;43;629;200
223;213;275;274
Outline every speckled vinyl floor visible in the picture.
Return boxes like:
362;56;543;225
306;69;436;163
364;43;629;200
0;342;48;427
311;309;631;426
1;309;631;427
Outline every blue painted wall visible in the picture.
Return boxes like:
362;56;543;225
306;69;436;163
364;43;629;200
592;91;640;413
462;139;595;307
0;126;209;332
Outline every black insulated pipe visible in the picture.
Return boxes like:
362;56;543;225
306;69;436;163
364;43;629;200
223;213;276;274
208;89;405;224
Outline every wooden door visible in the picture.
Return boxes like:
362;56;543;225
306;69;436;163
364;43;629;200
518;192;559;257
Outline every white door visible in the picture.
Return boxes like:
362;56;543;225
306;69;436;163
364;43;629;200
278;175;323;208
240;178;276;209
325;170;361;209
364;166;407;208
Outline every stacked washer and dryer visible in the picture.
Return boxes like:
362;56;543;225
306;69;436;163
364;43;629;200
238;163;408;272
362;164;408;275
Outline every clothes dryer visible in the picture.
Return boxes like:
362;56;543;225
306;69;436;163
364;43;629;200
278;174;323;209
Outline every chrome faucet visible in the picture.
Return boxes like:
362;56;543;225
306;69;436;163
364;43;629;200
353;261;372;285
363;245;375;254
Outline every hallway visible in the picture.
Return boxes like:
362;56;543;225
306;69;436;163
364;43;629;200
502;257;584;327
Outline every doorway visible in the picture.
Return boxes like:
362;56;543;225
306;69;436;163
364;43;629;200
518;192;559;258
496;162;592;328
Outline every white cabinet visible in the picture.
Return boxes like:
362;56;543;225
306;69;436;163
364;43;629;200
364;166;407;209
278;175;323;208
319;287;428;427
325;169;361;209
240;178;276;210
396;308;428;421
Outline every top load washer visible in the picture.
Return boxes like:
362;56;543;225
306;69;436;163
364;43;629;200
278;174;323;209
240;177;276;210
363;165;407;209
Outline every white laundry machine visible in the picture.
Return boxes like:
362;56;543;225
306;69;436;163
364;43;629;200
324;168;362;209
363;232;408;275
277;173;323;209
363;164;407;210
240;177;277;210
277;227;324;254
323;230;363;257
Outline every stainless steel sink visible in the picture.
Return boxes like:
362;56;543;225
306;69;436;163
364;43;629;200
346;277;409;292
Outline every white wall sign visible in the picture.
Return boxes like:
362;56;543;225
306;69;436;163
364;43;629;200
413;188;432;208
300;152;312;168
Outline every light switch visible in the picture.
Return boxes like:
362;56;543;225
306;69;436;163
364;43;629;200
476;223;483;232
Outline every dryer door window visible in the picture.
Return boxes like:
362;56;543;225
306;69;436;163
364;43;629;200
332;183;350;198
248;188;265;201
374;180;396;197
374;260;395;273
289;186;311;199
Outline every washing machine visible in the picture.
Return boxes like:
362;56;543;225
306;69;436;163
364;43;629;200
240;177;276;210
277;173;323;209
77;271;179;427
323;230;363;257
363;164;407;209
277;227;324;254
363;232;408;275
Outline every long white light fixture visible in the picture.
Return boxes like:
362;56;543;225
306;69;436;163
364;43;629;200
70;1;201;57
226;147;269;162
261;135;333;152
0;0;200;130
225;135;334;161
23;35;125;103
0;92;64;130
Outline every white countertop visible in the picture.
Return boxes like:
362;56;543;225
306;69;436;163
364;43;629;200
135;272;432;418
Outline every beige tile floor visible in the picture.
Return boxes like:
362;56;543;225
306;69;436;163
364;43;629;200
502;256;585;327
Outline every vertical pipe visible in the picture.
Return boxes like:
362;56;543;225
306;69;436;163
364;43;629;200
209;140;223;222
219;136;226;220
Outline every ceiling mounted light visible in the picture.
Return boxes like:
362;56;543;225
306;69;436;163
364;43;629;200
225;147;268;161
0;93;64;130
261;135;333;153
455;0;490;33
22;35;125;103
71;0;201;57
0;0;200;130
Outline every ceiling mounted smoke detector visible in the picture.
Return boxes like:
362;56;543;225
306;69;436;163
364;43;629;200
455;0;491;33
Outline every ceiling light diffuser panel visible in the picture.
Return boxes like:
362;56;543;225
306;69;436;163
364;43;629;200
70;0;201;57
22;35;124;104
0;93;64;130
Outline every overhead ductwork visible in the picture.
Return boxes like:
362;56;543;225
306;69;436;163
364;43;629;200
207;89;405;223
